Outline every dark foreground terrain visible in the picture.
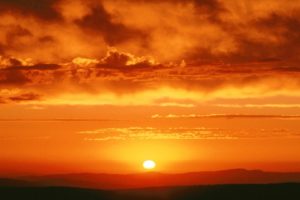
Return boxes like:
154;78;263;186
1;183;300;200
2;169;300;189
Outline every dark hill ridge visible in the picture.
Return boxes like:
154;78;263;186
1;183;300;200
1;169;300;190
0;178;39;187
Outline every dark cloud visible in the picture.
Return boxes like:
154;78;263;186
130;0;224;22
193;0;221;8
75;4;145;45
0;57;61;86
0;25;33;54
0;91;41;104
192;0;224;21
185;11;300;65
0;56;23;67
7;57;23;66
38;35;56;43
6;63;61;71
133;0;222;9
255;13;300;61
5;25;32;42
98;49;160;70
9;92;41;102
0;69;29;85
0;0;61;20
274;66;300;73
101;50;131;67
0;44;4;54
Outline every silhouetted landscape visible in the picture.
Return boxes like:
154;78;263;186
1;183;300;200
1;169;300;199
2;169;300;189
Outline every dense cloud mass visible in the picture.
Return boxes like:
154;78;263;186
0;0;300;104
0;0;61;20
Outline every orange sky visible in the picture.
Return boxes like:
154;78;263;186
0;0;300;175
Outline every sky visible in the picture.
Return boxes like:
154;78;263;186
0;0;300;175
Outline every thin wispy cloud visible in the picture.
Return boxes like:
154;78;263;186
215;104;300;109
79;127;300;141
151;114;300;119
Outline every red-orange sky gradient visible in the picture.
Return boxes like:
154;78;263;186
1;0;300;176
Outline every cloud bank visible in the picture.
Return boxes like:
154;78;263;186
0;0;300;105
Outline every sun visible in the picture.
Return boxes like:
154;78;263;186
143;160;156;170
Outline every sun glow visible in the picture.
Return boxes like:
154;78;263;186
143;160;156;170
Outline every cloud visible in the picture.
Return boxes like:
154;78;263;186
0;55;26;68
72;57;99;67
75;3;144;45
98;48;160;69
6;64;61;71
0;56;61;86
8;92;41;102
79;126;300;141
215;104;300;109
0;90;41;103
0;0;61;21
0;1;300;105
151;114;300;119
79;127;237;140
0;69;29;86
0;48;300;106
1;0;300;64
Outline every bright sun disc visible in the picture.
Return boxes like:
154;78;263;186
143;160;156;170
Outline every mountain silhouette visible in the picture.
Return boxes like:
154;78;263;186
1;169;300;189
